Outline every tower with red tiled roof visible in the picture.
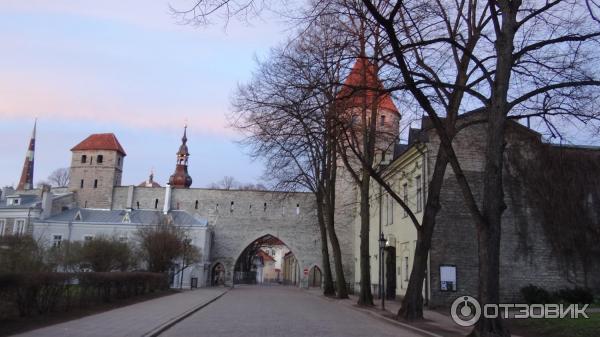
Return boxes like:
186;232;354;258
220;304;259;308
16;120;36;190
337;57;401;163
68;133;126;209
168;126;193;189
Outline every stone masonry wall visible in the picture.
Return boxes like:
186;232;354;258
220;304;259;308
112;187;355;287
427;118;585;307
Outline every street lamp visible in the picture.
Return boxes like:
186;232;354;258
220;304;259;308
378;232;386;311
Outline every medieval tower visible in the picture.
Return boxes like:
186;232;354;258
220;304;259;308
68;133;126;209
334;57;401;286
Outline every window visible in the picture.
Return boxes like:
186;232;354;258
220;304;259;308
83;235;93;242
440;265;457;291
119;235;127;242
296;204;300;215
416;175;422;212
403;183;408;217
154;199;159;209
80;179;84;188
230;201;234;213
136;201;140;209
97;155;103;164
380;115;386;127
12;198;20;205
195;200;199;209
53;235;62;248
117;157;121;166
264;202;267;212
81;155;87;163
404;256;410;282
386;194;393;225
93;179;98;188
0;219;5;236
14;219;25;235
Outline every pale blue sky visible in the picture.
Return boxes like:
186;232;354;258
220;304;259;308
0;1;290;188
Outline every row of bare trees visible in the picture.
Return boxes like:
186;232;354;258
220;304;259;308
1;223;200;276
172;1;600;336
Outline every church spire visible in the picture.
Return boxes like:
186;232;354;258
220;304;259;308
169;125;192;188
17;119;36;190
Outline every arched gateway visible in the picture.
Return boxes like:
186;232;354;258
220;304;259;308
110;187;347;288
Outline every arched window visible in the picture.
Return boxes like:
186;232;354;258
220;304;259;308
230;201;234;213
296;203;300;215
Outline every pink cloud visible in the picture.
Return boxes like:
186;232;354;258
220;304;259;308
0;71;237;137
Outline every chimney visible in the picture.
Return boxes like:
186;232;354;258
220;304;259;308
41;184;52;219
126;185;134;209
163;184;172;214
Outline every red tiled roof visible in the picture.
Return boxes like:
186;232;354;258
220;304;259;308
337;58;399;113
257;250;276;262
71;133;126;155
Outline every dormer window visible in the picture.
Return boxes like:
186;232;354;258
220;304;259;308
81;155;87;163
12;198;20;205
97;155;103;164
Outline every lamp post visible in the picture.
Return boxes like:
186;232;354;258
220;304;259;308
379;232;386;311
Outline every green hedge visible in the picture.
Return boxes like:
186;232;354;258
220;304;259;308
521;284;595;305
0;272;168;319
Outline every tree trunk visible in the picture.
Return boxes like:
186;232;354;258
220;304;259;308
326;136;349;298
326;192;349;298
471;12;513;334
316;192;336;296
358;169;374;306
399;150;448;320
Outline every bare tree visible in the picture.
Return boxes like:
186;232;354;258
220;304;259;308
47;168;70;187
208;175;238;189
79;235;132;272
231;16;356;297
136;216;194;273
356;1;600;336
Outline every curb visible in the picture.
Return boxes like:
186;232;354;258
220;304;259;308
308;291;443;337
142;289;229;337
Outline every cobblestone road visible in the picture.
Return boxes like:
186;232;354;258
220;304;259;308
160;286;425;337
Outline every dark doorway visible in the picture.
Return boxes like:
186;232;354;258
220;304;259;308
384;246;397;300
308;266;322;288
212;263;225;286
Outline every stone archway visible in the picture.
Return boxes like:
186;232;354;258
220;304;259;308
232;234;298;285
211;262;225;286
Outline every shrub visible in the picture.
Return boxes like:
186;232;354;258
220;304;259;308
0;272;168;319
521;284;554;304
555;287;594;304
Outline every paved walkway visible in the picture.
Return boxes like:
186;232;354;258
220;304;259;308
13;288;228;337
307;289;526;337
160;285;426;337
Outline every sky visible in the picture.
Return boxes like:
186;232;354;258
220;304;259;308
0;1;291;188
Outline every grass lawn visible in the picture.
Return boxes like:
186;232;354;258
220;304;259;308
507;312;600;337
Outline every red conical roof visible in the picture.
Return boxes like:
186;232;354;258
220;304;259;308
71;133;126;155
337;58;398;113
